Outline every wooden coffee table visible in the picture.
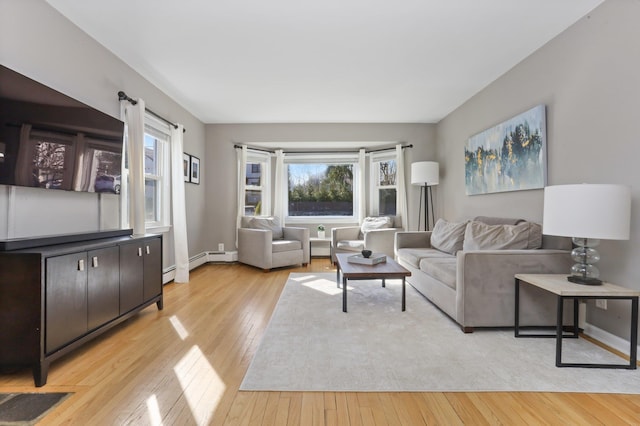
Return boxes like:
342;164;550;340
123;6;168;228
335;253;411;313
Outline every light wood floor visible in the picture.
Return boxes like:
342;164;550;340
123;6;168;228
1;259;639;425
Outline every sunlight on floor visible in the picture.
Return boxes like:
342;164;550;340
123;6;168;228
173;345;226;425
296;275;343;296
146;394;163;426
169;315;190;340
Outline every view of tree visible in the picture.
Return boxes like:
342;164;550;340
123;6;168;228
288;164;353;216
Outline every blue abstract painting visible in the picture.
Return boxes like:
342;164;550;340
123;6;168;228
465;105;547;195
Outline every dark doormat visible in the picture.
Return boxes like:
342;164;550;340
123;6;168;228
0;393;71;425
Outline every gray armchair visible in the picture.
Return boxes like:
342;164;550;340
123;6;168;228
330;216;400;263
238;216;310;271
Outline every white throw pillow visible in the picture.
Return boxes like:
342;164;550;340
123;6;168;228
249;217;284;240
430;219;468;254
360;216;393;234
462;221;542;251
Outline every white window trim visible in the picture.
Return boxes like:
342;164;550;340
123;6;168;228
369;151;397;217
284;153;361;224
246;150;271;216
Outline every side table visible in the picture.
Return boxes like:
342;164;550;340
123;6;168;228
515;273;639;369
309;236;331;258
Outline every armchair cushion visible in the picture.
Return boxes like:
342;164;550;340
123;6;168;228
360;216;393;236
430;219;468;255
462;221;542;251
336;240;365;252
272;239;302;253
248;216;283;240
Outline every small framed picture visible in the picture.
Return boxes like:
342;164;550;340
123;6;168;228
183;153;191;182
190;155;200;184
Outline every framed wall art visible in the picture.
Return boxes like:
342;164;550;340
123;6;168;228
190;155;200;184
464;104;547;195
183;153;191;182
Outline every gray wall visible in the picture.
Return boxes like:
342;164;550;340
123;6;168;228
0;0;208;265
436;0;640;340
205;123;436;250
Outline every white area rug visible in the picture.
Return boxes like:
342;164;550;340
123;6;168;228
240;273;640;393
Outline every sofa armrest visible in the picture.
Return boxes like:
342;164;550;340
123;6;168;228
238;228;272;269
364;228;399;258
283;227;310;263
455;249;573;327
394;231;433;252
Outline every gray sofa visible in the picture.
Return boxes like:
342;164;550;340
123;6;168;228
395;216;574;332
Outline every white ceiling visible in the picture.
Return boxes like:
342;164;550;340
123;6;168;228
46;0;603;124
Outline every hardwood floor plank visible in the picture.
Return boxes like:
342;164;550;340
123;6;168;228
0;259;636;425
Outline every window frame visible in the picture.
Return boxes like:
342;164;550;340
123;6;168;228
284;153;361;224
143;116;171;231
244;150;271;217
370;151;398;217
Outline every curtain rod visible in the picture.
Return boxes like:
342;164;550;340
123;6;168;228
233;144;413;155
118;91;186;133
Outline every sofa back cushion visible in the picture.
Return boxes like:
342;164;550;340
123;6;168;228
462;221;542;251
248;216;284;240
360;216;393;235
430;218;468;255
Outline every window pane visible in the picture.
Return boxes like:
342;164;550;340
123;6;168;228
378;160;397;186
246;163;261;186
288;163;353;216
245;190;262;215
379;189;397;216
32;141;67;189
145;179;158;221
144;134;158;175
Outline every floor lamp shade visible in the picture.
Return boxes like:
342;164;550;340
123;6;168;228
411;162;439;186
543;184;631;284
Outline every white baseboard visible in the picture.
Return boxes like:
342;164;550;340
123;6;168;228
162;250;238;283
583;321;639;358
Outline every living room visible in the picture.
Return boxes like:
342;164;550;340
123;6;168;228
1;0;639;423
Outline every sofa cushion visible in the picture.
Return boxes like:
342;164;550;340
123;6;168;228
430;218;468;255
336;240;365;252
361;216;393;234
249;217;284;240
419;257;457;290
272;239;302;253
462;221;542;251
396;247;453;268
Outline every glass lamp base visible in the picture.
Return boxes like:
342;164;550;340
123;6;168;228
567;275;603;286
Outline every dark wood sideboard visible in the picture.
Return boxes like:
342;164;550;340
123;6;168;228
0;230;163;386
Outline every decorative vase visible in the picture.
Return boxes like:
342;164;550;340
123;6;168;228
318;230;325;239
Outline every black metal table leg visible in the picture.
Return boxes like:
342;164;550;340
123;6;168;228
514;278;521;337
336;264;340;288
556;295;564;367
631;297;638;368
342;276;347;312
402;278;406;311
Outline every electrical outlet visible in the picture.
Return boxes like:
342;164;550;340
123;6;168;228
595;299;607;310
218;243;225;252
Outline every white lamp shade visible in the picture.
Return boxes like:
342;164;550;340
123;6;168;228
543;184;631;240
411;161;439;186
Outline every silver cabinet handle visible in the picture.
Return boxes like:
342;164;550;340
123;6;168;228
146;245;150;255
78;259;85;271
138;247;143;257
92;256;99;268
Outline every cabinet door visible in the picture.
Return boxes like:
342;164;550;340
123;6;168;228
46;252;88;353
143;237;162;301
119;242;144;314
87;246;120;330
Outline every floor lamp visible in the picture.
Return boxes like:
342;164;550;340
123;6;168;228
411;161;439;231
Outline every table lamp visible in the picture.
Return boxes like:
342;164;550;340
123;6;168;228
411;161;439;231
543;184;631;285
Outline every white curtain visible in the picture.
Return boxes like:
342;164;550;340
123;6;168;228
273;149;285;226
358;148;366;223
170;124;189;283
396;144;408;231
235;145;248;248
122;99;146;236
